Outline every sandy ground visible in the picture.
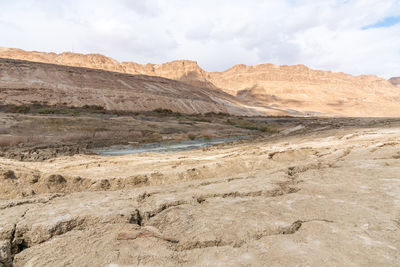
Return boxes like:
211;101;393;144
1;126;400;266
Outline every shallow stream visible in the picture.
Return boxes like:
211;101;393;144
89;136;250;156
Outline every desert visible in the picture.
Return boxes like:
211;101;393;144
0;49;399;267
1;1;400;266
1;118;400;266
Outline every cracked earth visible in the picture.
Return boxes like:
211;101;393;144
1;126;400;266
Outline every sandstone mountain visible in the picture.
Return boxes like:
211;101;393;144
208;64;400;116
0;47;213;88
1;47;400;117
0;58;261;115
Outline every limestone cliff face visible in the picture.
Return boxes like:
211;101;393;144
1;47;399;117
208;64;400;116
122;60;216;89
0;48;215;89
0;47;126;73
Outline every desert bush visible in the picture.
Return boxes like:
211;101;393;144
152;108;182;117
83;104;104;111
188;134;196;140
227;119;281;133
82;105;106;113
0;104;31;114
153;108;173;114
187;116;212;123
14;104;31;114
204;112;230;118
37;107;62;114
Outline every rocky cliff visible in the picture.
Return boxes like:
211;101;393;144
1;47;399;117
208;64;400;116
0;47;213;88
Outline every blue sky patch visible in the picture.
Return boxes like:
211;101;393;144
362;16;400;30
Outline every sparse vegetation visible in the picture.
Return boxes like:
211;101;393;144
185;116;212;123
0;103;289;152
226;118;281;133
0;104;31;113
0;104;187;117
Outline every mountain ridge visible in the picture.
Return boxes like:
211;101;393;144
0;47;399;117
0;57;267;116
0;47;392;83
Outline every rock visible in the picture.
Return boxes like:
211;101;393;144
0;240;12;267
46;174;66;185
29;175;39;184
92;179;111;190
128;175;149;185
1;170;16;180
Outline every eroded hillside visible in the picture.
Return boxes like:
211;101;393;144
0;58;262;116
1;47;399;117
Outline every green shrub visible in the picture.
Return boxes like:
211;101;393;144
204;136;211;142
37;107;58;114
1;104;31;114
15;105;30;114
82;105;105;111
187;116;212;123
153;108;173;114
226;119;280;133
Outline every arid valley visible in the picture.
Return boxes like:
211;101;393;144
0;47;400;266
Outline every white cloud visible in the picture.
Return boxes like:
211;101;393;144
0;0;399;78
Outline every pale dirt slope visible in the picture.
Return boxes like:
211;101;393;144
0;58;264;116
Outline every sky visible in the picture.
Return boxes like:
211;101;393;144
0;0;399;78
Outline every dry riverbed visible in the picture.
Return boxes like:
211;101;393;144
0;121;400;266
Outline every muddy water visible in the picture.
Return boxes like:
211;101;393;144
89;136;250;156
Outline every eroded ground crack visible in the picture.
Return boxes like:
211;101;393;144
174;219;334;251
137;166;307;224
9;208;30;266
279;219;334;235
0;193;64;210
279;220;303;234
139;200;190;225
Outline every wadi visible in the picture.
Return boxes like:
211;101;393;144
0;48;399;266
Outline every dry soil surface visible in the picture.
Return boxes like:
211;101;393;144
1;126;400;266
